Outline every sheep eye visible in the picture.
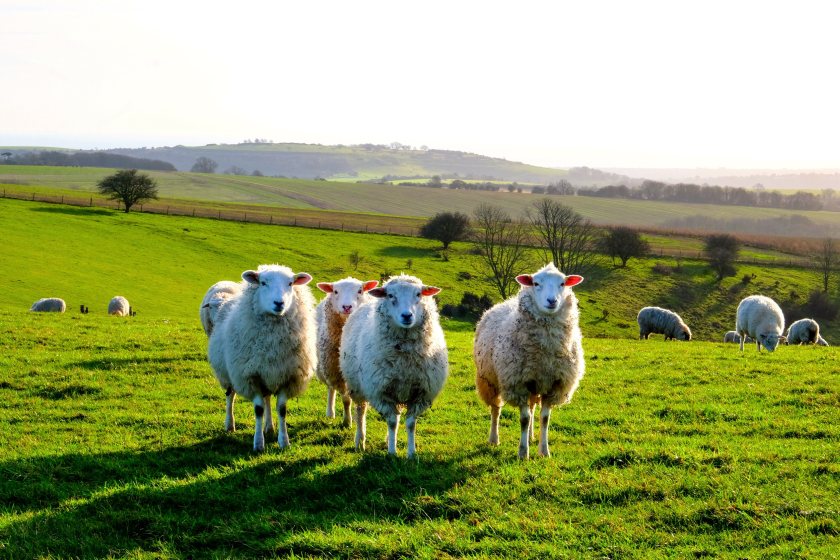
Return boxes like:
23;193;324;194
260;281;266;286
334;290;339;295
288;282;293;286
357;289;362;294
387;294;394;299
533;282;540;287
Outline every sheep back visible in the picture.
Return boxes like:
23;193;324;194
108;296;130;316
736;295;785;346
787;318;820;345
200;281;242;336
30;298;66;313
637;306;691;340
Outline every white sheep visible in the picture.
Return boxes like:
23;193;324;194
315;277;379;427
637;306;691;341
724;330;752;344
785;318;828;346
199;281;242;336
207;264;317;451
736;295;786;352
340;274;447;458
108;296;130;317
30;298;66;313
474;263;585;459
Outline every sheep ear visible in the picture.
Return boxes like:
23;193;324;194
242;270;260;284
564;275;584;287
516;274;534;287
368;287;387;298
362;280;379;292
421;286;441;297
316;282;334;293
293;273;313;286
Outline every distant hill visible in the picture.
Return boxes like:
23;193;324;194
605;168;840;190
101;142;571;183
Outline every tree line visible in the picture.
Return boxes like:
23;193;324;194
0;151;176;171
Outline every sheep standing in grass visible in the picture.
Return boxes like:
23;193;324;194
200;281;242;336
340;274;447;458
637;306;691;341
315;277;379;427
724;330;752;344
785;318;828;346
108;296;130;317
208;264;317;451
474;263;585;459
30;298;66;313
736;295;786;352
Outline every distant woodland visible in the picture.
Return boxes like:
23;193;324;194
0;150;176;171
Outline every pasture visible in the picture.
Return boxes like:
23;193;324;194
0;198;838;558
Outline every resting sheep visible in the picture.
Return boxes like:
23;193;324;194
207;264;317;451
315;277;379;427
200;280;242;336
108;296;130;317
785;318;828;346
637;306;691;341
724;330;752;344
474;263;585;459
30;298;66;313
340;274;447;458
736;295;786;352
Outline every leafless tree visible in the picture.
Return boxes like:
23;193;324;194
527;198;602;275
472;204;532;300
814;238;838;293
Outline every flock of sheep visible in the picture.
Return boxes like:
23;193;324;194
30;295;134;316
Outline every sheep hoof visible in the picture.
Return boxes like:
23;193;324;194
518;445;529;460
539;446;550;458
488;436;499;446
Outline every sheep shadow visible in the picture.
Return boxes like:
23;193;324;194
375;245;440;259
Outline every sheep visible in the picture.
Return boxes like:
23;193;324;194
199;280;242;336
736;295;786;352
637;306;691;341
474;263;585;459
30;298;66;313
785;318;828;346
315;277;379;427
207;264;317;451
724;330;752;344
340;274;447;458
108;296;130;316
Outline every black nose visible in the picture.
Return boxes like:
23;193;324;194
273;301;284;312
401;313;413;323
546;298;558;308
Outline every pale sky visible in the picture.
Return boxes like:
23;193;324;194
2;0;839;169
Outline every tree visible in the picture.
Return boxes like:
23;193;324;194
472;204;531;299
527;198;602;275
704;233;740;281
813;238;838;293
191;157;218;173
97;169;159;213
600;226;650;267
420;212;471;249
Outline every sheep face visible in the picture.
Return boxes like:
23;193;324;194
242;266;312;316
317;278;378;316
369;281;441;329
758;332;785;352
516;264;583;315
677;327;691;341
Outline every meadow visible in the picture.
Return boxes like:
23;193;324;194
0;198;838;558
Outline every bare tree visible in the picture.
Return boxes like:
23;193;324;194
814;238;838;293
472;204;532;299
191;157;218;173
527;198;601;275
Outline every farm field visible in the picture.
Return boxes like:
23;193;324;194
1;197;838;557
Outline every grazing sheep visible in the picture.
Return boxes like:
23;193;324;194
30;298;66;313
199;280;242;336
207;264;317;451
340;274;447;458
785;318;827;346
315;277;379;427
724;330;752;344
637;306;691;341
736;295;786;352
474;263;585;459
108;296;130;317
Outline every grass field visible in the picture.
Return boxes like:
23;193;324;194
1;198;838;558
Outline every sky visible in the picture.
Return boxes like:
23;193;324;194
2;0;839;169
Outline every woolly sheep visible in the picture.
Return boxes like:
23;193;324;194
474;263;585;459
30;298;66;313
724;330;752;344
785;318;828;346
315;277;379;427
108;296;130;317
736;295;786;352
637;306;691;341
199;280;242;336
340;274;447;458
207;264;317;451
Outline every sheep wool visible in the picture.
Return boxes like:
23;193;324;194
108;296;130;317
736;295;785;352
30;298;66;313
199;280;242;336
637;306;691;341
786;318;825;346
474;263;585;459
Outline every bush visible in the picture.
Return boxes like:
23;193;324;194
420;212;471;249
440;292;493;320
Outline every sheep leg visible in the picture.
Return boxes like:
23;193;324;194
488;405;501;446
326;388;336;418
528;396;540;441
406;415;417;459
341;394;352;429
518;405;532;460
276;393;290;449
538;406;552;457
354;402;368;451
739;335;745;351
263;393;274;435
386;412;401;455
253;395;266;452
224;388;236;432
